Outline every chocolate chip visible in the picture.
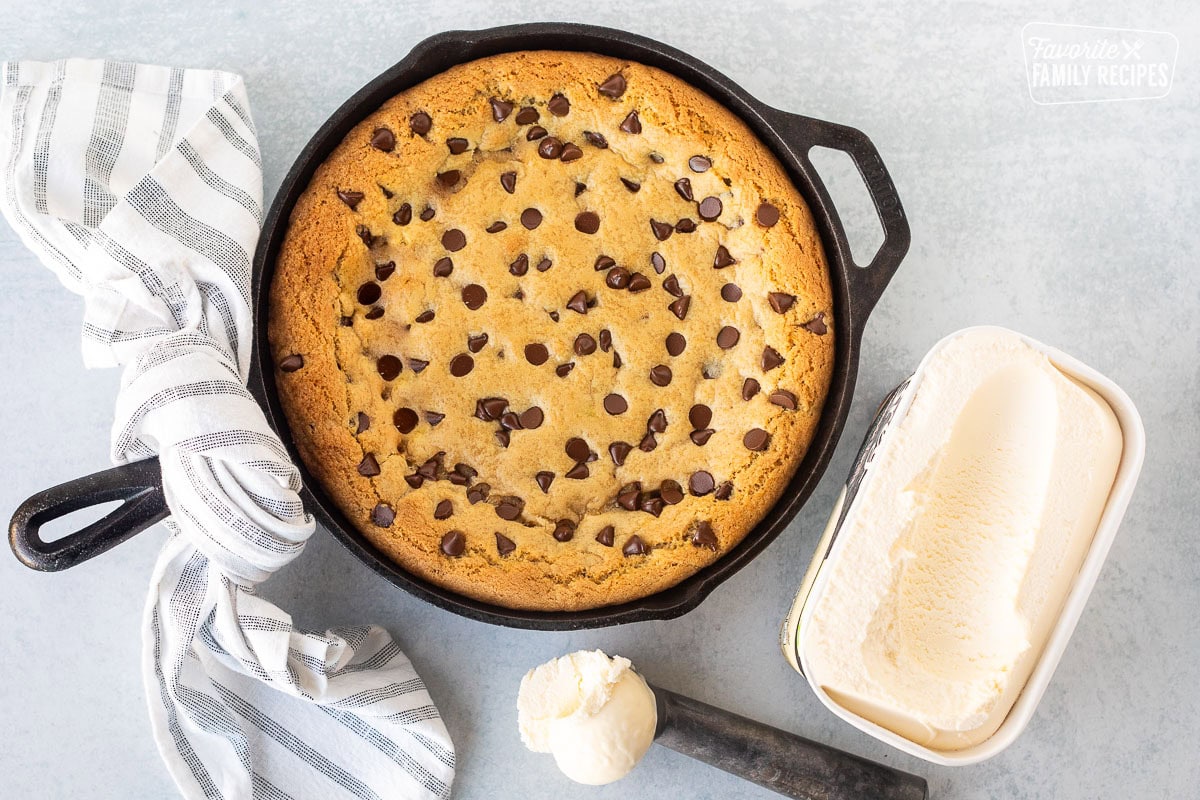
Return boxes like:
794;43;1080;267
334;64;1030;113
338;190;365;210
665;332;686;356
377;355;402;380
489;97;513;122
506;254;528;277
619;110;642;134
536;257;553;272
604;267;633;289
674;178;693;201
770;390;798;410
762;346;784;371
546;519;575;544
583;130;608;148
495;532;516;556
556;362;575;377
432;257;453;278
627;272;651;292
650;252;666;274
340;316;354;327
691;521;718;550
500;171;517;194
768;292;796;313
569;333;595;356
689;471;715;495
690;428;715;445
467;483;490;504
756;202;780;227
566;291;589;315
420;206;436;221
533;471;555;494
355;226;375;246
417;453;443;480
476;398;507;422
603;394;628;415
742;378;760;399
617;483;642;510
519;407;544;429
445;137;469;155
675;218;696;233
375;261;396;281
662;274;682;297
650;219;674;241
449;354;474;377
595;525;615;546
715;481;733;500
515;106;539;125
688;404;713;429
802;312;828;335
393;204;412;225
713;245;737;268
467;333;488;353
565;437;591;462
599;330;612;352
524;343;549;366
612;352;622;368
394;407;419;433
370;127;395;151
623;535;650;555
486;221;507;234
639;494;665;517
689;155;712;173
527;126;548;141
648;409;667;433
357;453;380;477
565;463;590;480
371;503;394;527
668;295;691;320
594;255;616;272
598;73;627;98
424;411;445;426
405;474;424;489
574;181;587;196
440;530;466;557
717;326;740;349
639;433;657;454
743;428;770;451
442;229;466;251
410;111;432;135
453;463;477;481
649;365;672;386
363;307;384;320
461;284;487;310
499;411;523;432
547;93;571;116
560;143;583;162
520;208;542;230
698;196;723;221
434;499;453;520
575;212;600;234
279;354;304;372
538;137;563;159
380;184;394;199
661;480;684;505
609;441;632;466
355;412;370;433
495;497;525;520
649;152;665;164
619;177;641;193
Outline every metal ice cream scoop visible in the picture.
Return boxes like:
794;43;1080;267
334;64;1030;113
648;684;928;800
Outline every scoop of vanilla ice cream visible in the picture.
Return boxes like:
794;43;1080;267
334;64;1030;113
517;650;657;785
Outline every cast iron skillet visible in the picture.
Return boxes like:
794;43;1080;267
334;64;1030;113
9;23;909;630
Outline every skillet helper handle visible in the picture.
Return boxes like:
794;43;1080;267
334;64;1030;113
9;456;168;571
651;685;927;800
771;111;911;324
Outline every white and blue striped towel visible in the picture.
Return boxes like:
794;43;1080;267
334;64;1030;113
0;59;455;800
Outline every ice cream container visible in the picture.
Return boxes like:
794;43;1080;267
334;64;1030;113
779;325;1145;765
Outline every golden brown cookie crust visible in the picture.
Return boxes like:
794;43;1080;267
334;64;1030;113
268;51;834;611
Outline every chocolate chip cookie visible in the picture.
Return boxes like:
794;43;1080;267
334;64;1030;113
269;51;834;611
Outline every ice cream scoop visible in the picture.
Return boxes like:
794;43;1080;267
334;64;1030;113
518;650;927;799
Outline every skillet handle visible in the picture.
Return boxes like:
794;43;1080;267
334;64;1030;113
9;457;168;571
768;111;911;329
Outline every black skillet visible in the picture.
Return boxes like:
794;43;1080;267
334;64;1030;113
9;23;910;631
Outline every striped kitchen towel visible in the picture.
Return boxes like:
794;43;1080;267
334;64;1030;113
0;60;455;800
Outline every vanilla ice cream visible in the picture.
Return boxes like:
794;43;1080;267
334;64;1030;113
517;650;657;784
801;328;1123;751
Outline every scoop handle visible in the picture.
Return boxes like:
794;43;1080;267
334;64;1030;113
650;685;927;800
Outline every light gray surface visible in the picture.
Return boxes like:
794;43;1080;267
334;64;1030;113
1;1;1196;798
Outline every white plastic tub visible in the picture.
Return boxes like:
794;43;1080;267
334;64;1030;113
779;326;1146;765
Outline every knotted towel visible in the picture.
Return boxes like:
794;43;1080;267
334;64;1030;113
0;59;455;800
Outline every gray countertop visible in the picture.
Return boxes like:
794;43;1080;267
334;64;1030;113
2;1;1197;798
